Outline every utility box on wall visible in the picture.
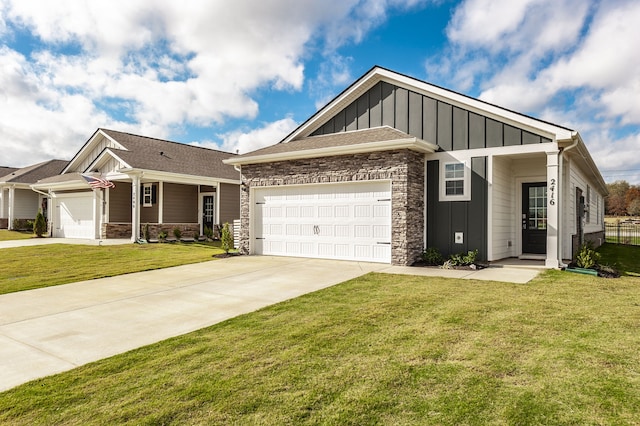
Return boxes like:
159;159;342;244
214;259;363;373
455;232;464;244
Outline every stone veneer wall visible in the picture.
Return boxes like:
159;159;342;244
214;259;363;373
101;223;200;239
239;149;425;265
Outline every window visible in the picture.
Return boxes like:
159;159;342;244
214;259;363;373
444;163;465;196
143;184;153;207
586;186;591;223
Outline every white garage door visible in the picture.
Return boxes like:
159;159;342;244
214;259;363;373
54;193;95;239
254;181;392;263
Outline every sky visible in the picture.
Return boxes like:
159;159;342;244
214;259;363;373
1;0;639;184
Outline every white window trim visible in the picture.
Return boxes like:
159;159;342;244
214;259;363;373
439;160;472;201
143;183;153;207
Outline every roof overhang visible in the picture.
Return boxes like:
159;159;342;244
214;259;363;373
224;137;438;166
116;168;240;186
62;129;126;174
283;66;574;144
558;132;608;195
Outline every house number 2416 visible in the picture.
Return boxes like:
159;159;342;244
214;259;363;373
549;178;556;206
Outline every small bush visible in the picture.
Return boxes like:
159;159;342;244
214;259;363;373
173;227;182;240
203;225;213;240
33;211;47;237
220;222;233;254
143;223;150;241
422;247;443;265
576;242;600;269
447;249;479;267
158;231;167;242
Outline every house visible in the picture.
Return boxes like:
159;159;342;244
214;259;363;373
32;129;240;241
224;66;607;268
0;160;69;230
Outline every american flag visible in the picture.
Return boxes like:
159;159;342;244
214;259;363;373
82;175;115;189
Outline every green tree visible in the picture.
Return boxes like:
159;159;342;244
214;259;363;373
606;180;630;216
220;222;233;254
33;211;47;237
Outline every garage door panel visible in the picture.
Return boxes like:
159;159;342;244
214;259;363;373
54;194;95;239
254;181;391;263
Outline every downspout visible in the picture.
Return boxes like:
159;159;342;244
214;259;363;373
558;132;580;268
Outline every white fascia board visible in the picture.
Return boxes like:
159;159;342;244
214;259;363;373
224;138;438;166
427;141;558;160
84;149;132;173
117;168;240;186
561;133;608;195
62;129;127;174
286;67;573;143
31;180;88;192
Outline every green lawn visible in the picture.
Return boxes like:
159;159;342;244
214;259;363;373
1;268;638;424
0;230;34;241
0;243;225;295
598;242;640;276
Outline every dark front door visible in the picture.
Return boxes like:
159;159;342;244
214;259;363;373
522;182;547;254
202;195;215;232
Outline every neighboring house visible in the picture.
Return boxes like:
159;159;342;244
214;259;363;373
0;160;68;230
225;66;607;268
32;129;240;241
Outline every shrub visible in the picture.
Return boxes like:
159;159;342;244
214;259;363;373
143;223;150;241
158;231;167;242
220;222;233;254
448;249;479;267
173;227;182;240
575;242;600;269
422;247;443;265
203;225;213;240
33;211;47;237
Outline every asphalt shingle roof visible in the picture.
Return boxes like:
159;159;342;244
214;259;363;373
99;129;239;181
235;126;418;158
0;160;68;184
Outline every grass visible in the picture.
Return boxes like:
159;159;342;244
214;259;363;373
598;242;640;276
0;242;225;295
1;268;639;424
0;230;34;241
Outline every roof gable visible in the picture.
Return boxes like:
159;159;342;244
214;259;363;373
62;128;240;181
284;66;575;147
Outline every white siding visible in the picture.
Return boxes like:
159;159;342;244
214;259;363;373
71;135;122;173
568;160;605;236
491;156;515;260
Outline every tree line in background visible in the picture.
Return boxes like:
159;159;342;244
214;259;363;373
605;180;640;216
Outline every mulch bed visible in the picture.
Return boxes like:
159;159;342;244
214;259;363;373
213;252;241;259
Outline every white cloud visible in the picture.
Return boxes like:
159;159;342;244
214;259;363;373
0;0;430;167
192;117;299;155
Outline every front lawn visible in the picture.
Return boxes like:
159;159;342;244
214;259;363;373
1;269;638;424
598;242;640;276
0;230;34;241
0;242;225;295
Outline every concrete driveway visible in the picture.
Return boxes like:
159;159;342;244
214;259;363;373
0;256;387;392
0;254;541;392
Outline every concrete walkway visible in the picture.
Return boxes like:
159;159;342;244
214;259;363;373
0;255;542;392
0;237;130;249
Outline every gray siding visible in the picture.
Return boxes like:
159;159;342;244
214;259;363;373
163;183;198;223
109;185;131;223
311;81;550;150
426;157;488;260
219;183;240;225
140;183;159;224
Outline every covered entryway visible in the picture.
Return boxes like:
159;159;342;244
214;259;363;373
253;181;392;263
53;193;95;238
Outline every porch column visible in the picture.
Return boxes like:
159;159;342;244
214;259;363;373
0;187;5;220
8;185;15;230
158;181;163;224
131;175;141;241
546;150;560;268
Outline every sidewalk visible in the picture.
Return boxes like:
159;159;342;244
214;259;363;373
0;237;131;249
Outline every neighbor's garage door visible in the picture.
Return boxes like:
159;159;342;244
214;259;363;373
254;181;391;263
53;193;95;238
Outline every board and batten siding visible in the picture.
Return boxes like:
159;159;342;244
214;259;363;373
218;183;240;225
73;134;121;173
426;157;488;261
163;183;198;223
568;161;605;235
312;81;551;151
491;156;515;260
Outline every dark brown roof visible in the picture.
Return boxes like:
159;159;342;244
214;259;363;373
237;126;418;158
0;160;68;184
100;129;239;181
